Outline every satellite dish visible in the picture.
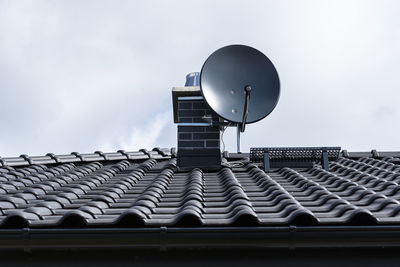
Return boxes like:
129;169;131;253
199;45;280;152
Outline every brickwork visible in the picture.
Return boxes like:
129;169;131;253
177;99;220;150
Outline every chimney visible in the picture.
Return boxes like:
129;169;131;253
172;72;221;170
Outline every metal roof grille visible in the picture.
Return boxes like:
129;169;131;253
250;147;341;171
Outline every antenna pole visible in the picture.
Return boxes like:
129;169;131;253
241;85;251;132
237;124;241;153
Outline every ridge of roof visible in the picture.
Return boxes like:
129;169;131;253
0;148;175;167
1;148;400;168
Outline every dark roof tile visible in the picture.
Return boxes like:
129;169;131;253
1;149;400;228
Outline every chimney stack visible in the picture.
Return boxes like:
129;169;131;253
172;72;221;170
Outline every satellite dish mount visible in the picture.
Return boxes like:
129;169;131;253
234;84;251;153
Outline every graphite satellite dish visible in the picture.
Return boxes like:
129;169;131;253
200;45;280;153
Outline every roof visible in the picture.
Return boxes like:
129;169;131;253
1;148;400;229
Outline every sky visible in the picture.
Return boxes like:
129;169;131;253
0;0;399;156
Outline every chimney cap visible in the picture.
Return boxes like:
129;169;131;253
184;72;200;87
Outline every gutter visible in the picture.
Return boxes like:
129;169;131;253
1;225;400;251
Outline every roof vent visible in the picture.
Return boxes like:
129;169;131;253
250;147;342;172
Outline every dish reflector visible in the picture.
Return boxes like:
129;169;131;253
200;45;280;124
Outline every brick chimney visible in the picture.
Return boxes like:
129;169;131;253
172;72;221;169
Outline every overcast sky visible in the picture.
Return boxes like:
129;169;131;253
0;0;399;156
